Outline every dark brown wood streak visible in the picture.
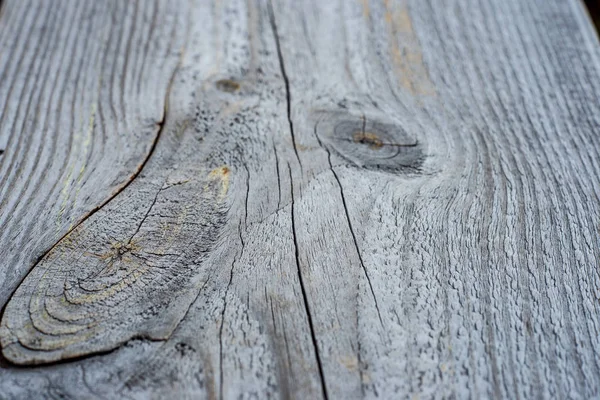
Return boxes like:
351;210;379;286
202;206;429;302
0;0;599;398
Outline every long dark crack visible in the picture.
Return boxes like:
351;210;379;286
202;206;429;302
287;163;329;400
267;3;328;396
242;164;250;228
273;140;282;210
219;221;245;400
314;125;384;326
267;0;302;169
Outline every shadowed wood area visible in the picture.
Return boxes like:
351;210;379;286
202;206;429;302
0;0;599;398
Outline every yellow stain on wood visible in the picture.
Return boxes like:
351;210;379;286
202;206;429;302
64;263;149;306
362;371;372;383
353;131;384;149
208;165;231;200
339;355;359;371
295;143;311;151
383;0;435;97
361;0;370;18
15;321;97;351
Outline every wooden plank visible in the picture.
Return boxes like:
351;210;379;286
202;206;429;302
1;0;600;398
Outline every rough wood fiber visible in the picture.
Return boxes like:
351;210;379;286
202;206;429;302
0;0;186;307
0;0;599;398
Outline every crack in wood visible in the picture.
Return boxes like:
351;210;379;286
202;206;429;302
287;163;330;400
314;124;384;326
219;221;246;400
267;0;302;170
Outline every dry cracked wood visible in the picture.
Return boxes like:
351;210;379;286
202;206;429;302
0;0;186;308
1;164;230;364
1;0;600;398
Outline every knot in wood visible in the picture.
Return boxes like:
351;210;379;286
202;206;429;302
324;118;424;174
215;79;241;93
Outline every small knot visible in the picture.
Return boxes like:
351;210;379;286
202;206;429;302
353;132;383;149
319;116;424;174
215;79;240;93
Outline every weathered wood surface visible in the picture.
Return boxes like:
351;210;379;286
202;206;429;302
0;0;599;398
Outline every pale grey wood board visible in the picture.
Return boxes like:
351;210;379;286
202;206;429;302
0;0;599;398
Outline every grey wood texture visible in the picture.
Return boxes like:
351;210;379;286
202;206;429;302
0;0;599;398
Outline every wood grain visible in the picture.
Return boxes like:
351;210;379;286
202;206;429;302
0;0;186;308
1;0;600;398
